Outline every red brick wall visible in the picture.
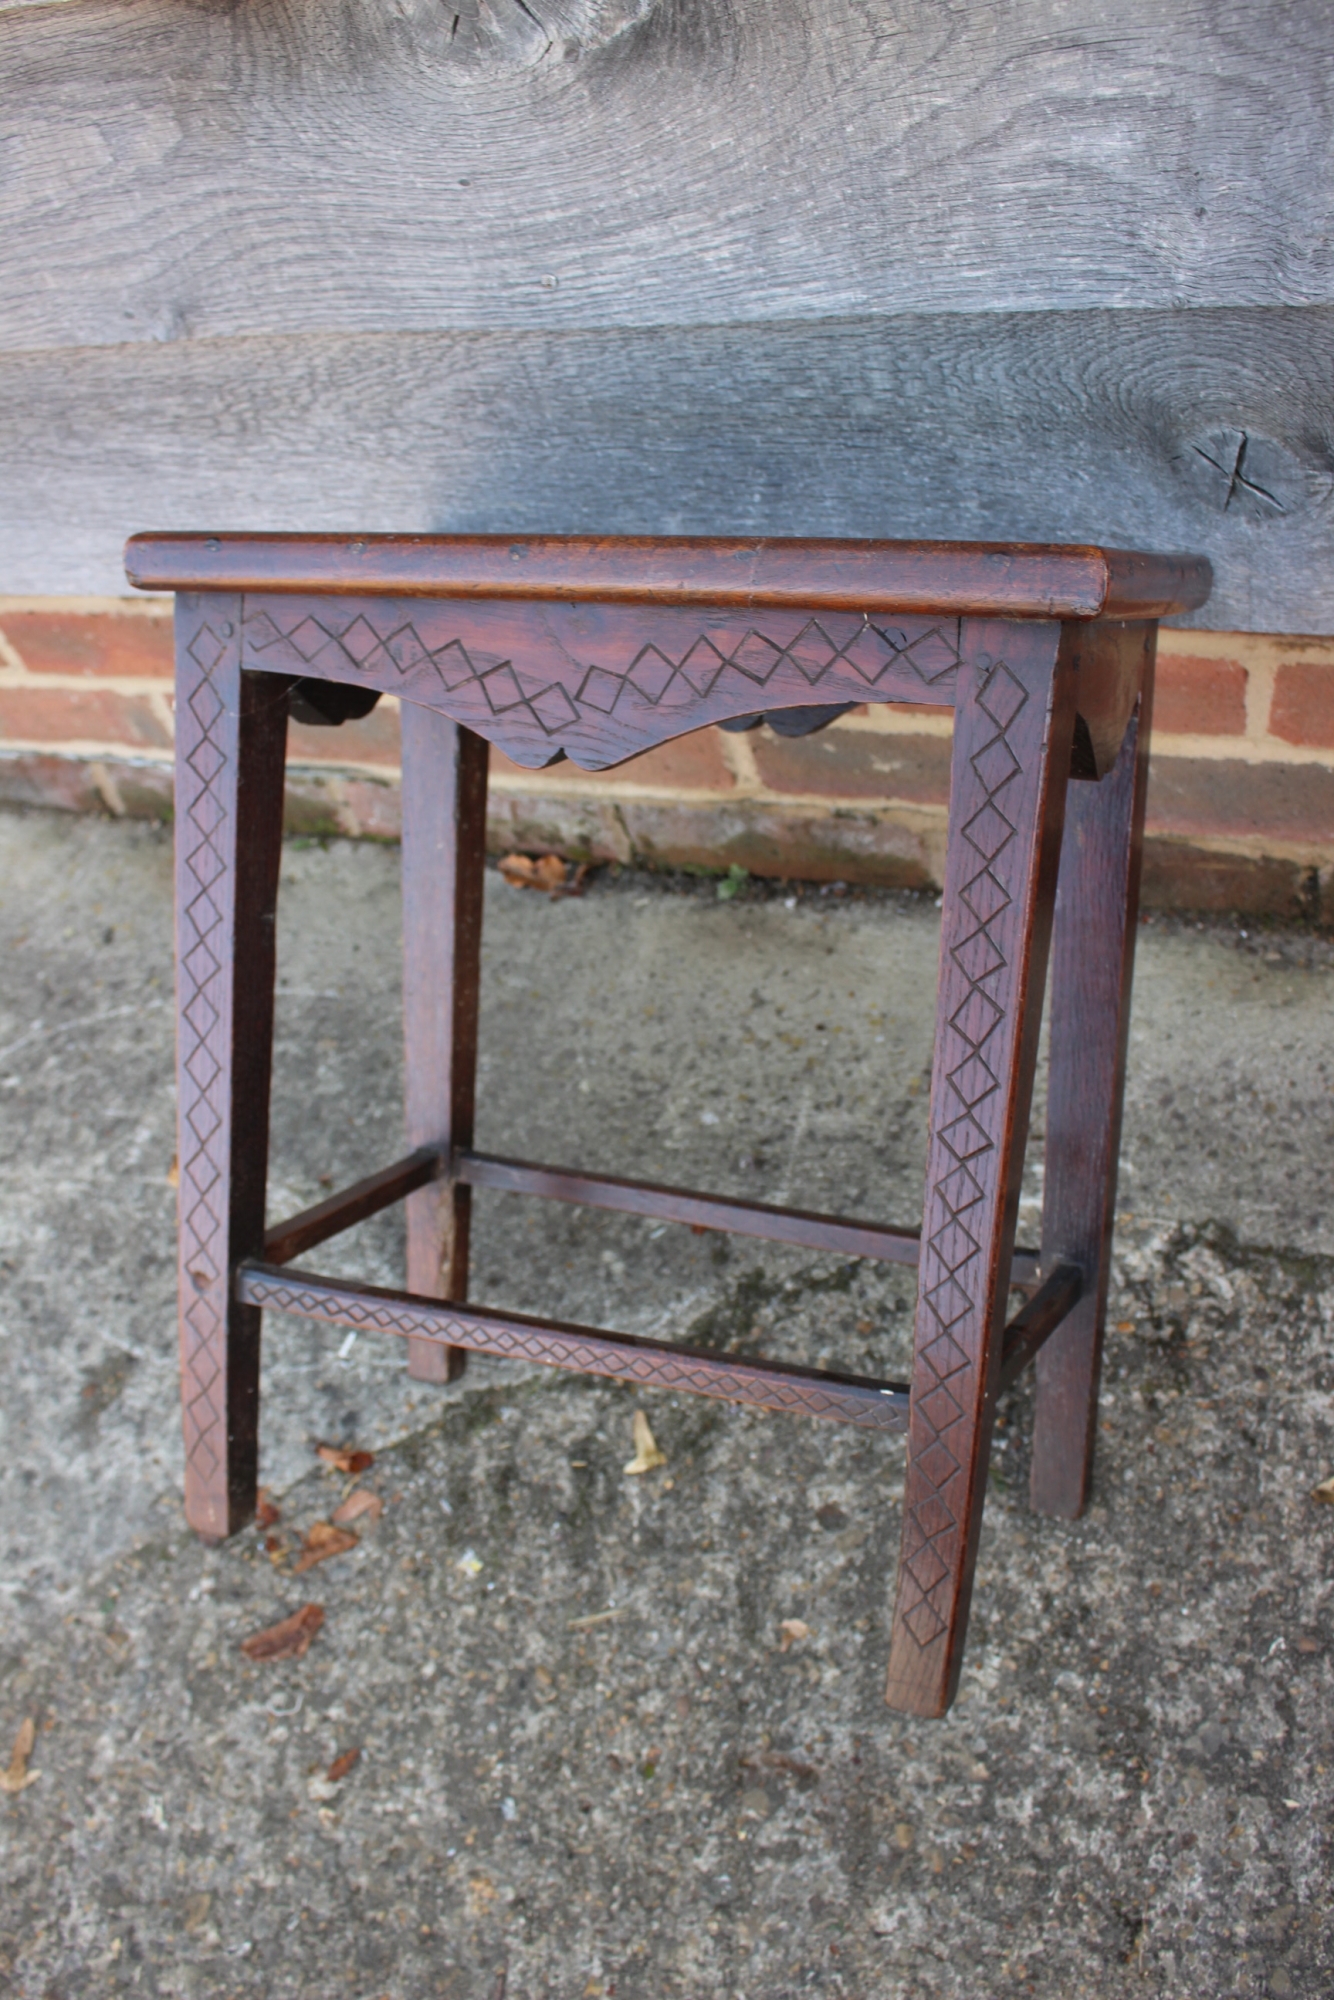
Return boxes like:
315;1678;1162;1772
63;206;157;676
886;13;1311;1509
2;600;1332;917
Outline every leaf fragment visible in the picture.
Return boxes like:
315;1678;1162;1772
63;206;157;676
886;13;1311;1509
326;1746;361;1783
778;1618;811;1652
623;1410;667;1476
316;1443;374;1474
499;851;569;895
239;1603;324;1662
1312;1475;1334;1504
255;1488;281;1529
293;1521;359;1574
0;1717;38;1794
331;1488;383;1527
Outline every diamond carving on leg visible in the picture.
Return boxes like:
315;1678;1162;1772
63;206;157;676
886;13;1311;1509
969;733;1022;795
961;800;1016;864
938;1110;992;1162
945;1051;1001;1110
892;637;1048;1663
187;625;227;673
977;662;1027;730
902;1597;949;1647
950;926;1007;984
960;868;1011;927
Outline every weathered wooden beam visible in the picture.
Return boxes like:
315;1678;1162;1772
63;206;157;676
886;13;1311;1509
1;1;1330;351
2;310;1331;624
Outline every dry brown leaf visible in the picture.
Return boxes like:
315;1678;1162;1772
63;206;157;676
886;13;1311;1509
499;851;569;894
316;1443;374;1475
1312;1475;1334;1504
0;1717;38;1794
778;1618;811;1652
623;1410;667;1476
239;1603;324;1662
327;1746;361;1783
331;1488;383;1527
292;1521;359;1574
255;1488;281;1529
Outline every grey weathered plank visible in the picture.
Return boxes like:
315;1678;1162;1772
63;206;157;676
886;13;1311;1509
1;309;1330;627
0;0;1330;354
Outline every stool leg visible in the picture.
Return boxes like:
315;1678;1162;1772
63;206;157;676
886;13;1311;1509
173;595;289;1540
1031;641;1155;1518
401;703;489;1383
885;621;1076;1718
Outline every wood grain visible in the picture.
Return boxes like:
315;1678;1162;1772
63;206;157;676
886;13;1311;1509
172;597;289;1540
236;1263;913;1435
154;546;1164;1707
400;708;489;1382
998;1263;1083;1396
263;1148;442;1269
233;582;962;776
2;2;1329;354
1031;637;1155;1518
0;310;1322;626
457;1148;1043;1284
128;538;1206;621
885;619;1075;1718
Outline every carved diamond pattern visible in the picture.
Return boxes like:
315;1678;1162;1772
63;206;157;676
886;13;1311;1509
174;614;236;1506
243;1275;910;1435
897;658;1031;1653
242;603;962;765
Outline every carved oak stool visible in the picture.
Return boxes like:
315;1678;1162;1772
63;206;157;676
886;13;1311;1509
125;533;1210;1718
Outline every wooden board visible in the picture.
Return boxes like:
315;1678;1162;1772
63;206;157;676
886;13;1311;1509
2;310;1329;627
1;1;1330;351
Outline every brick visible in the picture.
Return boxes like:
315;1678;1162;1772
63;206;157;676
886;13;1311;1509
0;609;173;680
750;727;951;805
487;793;633;866
618;800;937;887
490;727;734;794
1141;839;1317;918
0;685;171;750
1152;653;1247;737
843;700;943;726
0;752;172;820
283;771;403;840
485;790;937;888
1146;754;1334;844
1267;661;1334;750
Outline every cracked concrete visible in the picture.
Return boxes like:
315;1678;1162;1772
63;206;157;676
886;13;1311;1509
1;806;1333;1997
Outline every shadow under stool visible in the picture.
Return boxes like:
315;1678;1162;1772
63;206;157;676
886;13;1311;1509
125;532;1211;1718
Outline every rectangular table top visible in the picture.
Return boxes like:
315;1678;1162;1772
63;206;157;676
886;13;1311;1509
125;533;1211;622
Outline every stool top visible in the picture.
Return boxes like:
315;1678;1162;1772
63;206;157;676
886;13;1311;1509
125;534;1210;622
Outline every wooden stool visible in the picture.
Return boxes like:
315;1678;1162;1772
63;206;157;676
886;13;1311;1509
125;534;1210;1719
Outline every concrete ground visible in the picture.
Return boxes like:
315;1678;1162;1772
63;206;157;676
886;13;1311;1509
1;804;1332;1999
